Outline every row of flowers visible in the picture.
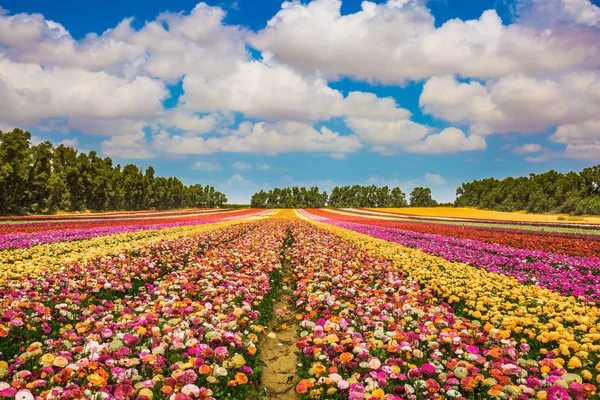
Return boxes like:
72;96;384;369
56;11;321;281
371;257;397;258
288;217;597;399
0;223;252;359
0;210;218;224
341;209;600;257
0;212;271;281
0;210;264;249
298;214;600;381
360;209;600;231
303;210;600;303
1;217;287;400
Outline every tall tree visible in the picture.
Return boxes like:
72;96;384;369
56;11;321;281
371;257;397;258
0;129;33;214
410;187;437;207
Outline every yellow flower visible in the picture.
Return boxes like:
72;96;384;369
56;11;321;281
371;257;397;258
568;357;583;369
52;357;69;368
40;354;55;364
87;373;106;387
138;388;154;400
232;354;246;368
310;364;326;377
370;388;385;400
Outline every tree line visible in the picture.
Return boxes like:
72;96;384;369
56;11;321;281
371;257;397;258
250;185;440;208
455;165;600;215
0;128;227;215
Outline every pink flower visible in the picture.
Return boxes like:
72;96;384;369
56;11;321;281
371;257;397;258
420;363;436;375
547;385;570;400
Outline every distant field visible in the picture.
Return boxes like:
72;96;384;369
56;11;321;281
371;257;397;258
368;207;600;224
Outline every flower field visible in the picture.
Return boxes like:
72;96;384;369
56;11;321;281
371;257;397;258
1;209;600;400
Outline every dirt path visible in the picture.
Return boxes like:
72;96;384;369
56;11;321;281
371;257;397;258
260;250;299;400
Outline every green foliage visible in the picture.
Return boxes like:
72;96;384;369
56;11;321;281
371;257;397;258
0;128;227;215
455;166;600;215
250;185;408;208
328;185;408;208
250;186;327;208
409;186;438;207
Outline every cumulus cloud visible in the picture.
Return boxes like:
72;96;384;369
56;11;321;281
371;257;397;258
102;131;154;159
181;58;411;122
0;58;168;126
513;143;543;154
2;0;598;161
403;128;486;154
232;161;252;170
152;121;363;155
551;120;600;160
420;73;600;136
0;4;247;80
191;160;222;171
252;0;600;83
425;173;446;185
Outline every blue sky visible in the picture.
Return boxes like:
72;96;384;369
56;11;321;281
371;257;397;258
1;0;599;203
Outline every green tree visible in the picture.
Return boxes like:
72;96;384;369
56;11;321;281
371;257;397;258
0;128;33;214
410;186;437;207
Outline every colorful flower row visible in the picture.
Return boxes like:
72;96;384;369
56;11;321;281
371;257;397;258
0;209;217;223
320;209;600;258
353;209;600;236
1;217;287;400
302;210;600;303
298;215;600;379
288;218;597;400
0;210;261;241
362;208;600;231
0;212;271;281
0;223;252;357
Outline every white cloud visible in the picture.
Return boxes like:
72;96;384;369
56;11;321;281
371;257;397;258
181;58;411;122
0;4;247;80
153;121;363;155
192;160;222;171
420;72;600;136
513;143;543;154
102;130;154;159
232;161;252;170
258;163;271;170
345;117;432;154
552;121;600;160
252;0;600;83
1;0;598;162
0;57;168;126
59;138;79;148
515;0;600;27
425;173;446;185
403;127;486;154
215;174;268;204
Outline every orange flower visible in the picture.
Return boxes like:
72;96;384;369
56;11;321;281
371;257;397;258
235;373;248;385
488;385;502;397
339;352;354;363
296;379;313;395
247;345;257;356
87;373;107;387
160;386;173;395
488;348;503;358
198;365;213;375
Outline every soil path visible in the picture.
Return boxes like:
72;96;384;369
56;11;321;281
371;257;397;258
260;250;299;400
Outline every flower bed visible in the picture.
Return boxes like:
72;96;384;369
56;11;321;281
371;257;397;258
302;210;600;303
0;218;287;400
289;220;598;399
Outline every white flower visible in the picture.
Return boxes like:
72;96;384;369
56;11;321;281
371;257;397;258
15;391;34;400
